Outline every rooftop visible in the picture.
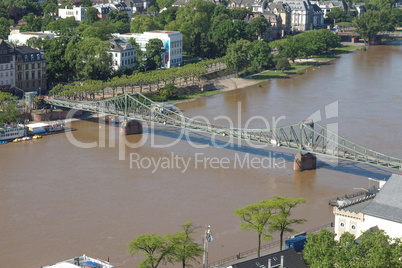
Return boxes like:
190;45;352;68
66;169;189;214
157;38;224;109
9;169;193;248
362;174;402;223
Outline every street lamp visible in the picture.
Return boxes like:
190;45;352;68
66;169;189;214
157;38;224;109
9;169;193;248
203;225;212;268
39;86;41;97
220;244;224;264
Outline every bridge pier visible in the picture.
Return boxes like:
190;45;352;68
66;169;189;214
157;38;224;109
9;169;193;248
294;153;317;171
121;120;142;135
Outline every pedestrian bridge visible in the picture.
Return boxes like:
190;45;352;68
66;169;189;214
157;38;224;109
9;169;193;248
45;93;402;170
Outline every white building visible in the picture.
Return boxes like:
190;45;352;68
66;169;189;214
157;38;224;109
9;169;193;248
107;39;137;71
114;30;183;69
8;31;55;46
58;6;86;22
333;174;402;241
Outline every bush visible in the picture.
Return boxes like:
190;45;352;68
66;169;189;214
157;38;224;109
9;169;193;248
159;83;178;100
276;57;291;73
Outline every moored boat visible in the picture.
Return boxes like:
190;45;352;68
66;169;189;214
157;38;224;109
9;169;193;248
0;124;26;141
33;135;42;139
41;254;114;268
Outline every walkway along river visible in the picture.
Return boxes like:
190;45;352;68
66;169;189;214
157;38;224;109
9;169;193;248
1;40;401;267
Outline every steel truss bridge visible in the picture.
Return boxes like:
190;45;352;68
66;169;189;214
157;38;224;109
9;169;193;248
45;93;402;170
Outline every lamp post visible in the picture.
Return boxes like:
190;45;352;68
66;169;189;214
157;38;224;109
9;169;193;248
203;225;212;268
39;86;41;97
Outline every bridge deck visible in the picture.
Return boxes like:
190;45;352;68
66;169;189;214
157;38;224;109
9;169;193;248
45;94;402;170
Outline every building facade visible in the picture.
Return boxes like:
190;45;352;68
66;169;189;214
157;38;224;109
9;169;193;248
58;6;86;21
0;40;15;93
273;0;316;32
333;174;402;241
14;46;47;93
115;31;183;69
107;39;137;71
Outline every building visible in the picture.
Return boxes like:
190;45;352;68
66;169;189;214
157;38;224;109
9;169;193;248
14;46;47;93
333;174;402;241
58;5;86;21
0;40;15;93
107;39;137;71
227;248;307;268
273;0;319;32
114;31;183;69
8;31;55;46
228;0;255;9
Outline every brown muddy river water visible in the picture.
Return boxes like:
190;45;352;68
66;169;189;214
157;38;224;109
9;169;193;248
1;41;401;267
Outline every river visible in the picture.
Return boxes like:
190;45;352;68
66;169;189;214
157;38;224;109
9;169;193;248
1;41;401;267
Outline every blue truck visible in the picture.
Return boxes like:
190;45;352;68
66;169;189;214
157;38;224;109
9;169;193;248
285;236;307;252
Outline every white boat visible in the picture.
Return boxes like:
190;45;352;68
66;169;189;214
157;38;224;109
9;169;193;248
41;254;114;268
0;124;26;141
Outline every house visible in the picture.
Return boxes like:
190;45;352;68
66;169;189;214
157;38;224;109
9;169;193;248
0;40;15;93
228;0;255;9
14;46;47;93
114;30;183;69
226;248;307;268
273;0;320;32
58;5;86;21
107;39;137;71
267;3;292;35
311;0;348;17
333;174;402;241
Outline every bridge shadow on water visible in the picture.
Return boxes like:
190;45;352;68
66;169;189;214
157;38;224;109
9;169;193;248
148;126;395;180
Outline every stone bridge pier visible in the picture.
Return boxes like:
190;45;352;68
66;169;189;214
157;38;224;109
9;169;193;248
121;120;142;135
294;153;317;171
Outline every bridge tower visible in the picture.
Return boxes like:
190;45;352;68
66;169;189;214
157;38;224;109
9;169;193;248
121;94;143;135
293;120;317;171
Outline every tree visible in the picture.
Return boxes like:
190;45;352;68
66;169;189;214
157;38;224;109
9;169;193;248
46;16;78;36
0;93;21;124
8;7;27;24
249;17;269;40
276;57;291;73
0;17;11;40
225;39;252;78
269;196;307;250
234;199;277;257
353;10;387;45
85;7;99;24
128;234;174;268
145;39;165;70
326;7;348;24
130;14;161;33
303;229;338;268
250;40;273;69
65;37;113;80
303;229;402;268
167;222;204;268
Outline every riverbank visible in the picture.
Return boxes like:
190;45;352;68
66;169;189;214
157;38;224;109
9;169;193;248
174;43;363;104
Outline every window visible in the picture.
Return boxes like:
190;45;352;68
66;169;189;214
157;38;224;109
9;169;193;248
0;65;2;70
340;222;344;227
351;225;356;230
37;54;40;60
6;72;8;77
25;55;28;61
31;55;34;61
32;64;34;69
5;64;8;69
0;73;3;78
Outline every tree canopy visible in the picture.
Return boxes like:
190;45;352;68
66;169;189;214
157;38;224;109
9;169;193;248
303;229;402;268
234;196;306;257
